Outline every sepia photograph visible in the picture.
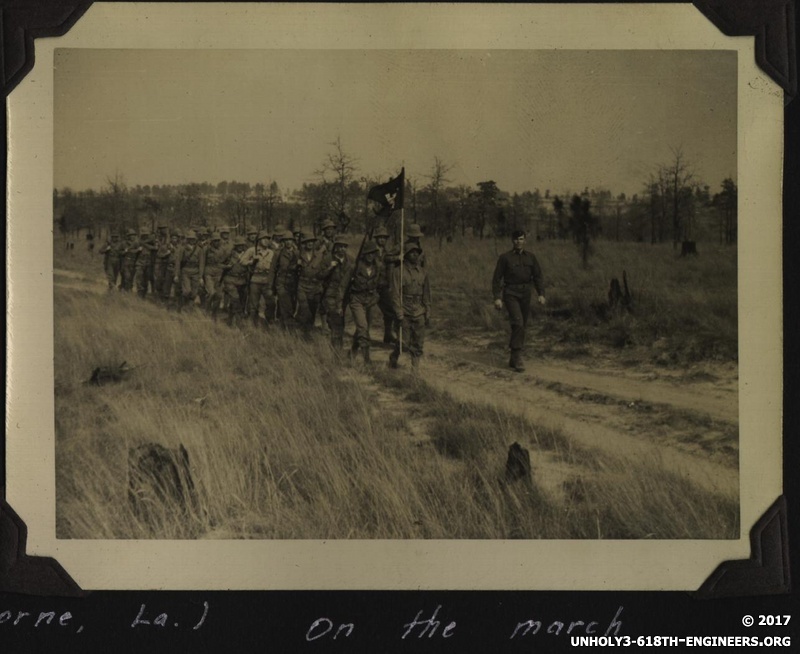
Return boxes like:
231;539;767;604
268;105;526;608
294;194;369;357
6;3;783;590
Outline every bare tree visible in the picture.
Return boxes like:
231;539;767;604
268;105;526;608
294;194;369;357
426;156;453;248
662;147;696;248
314;136;359;232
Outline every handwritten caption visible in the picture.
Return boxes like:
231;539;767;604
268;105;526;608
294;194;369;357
1;602;626;641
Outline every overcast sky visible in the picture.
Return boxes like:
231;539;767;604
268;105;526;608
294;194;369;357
54;48;737;197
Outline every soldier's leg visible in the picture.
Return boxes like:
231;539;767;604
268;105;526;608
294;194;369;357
504;293;529;370
327;309;344;351
349;301;368;356
264;289;276;326
378;290;396;343
135;268;147;299
410;315;425;367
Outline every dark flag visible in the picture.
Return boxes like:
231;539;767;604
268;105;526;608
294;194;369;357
367;168;404;217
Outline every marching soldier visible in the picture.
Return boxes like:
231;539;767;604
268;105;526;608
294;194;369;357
174;229;203;312
202;232;226;318
320;236;352;350
295;233;328;336
491;229;546;372
317;219;337;256
162;230;181;306
271;231;300;330
373;226;396;344
220;237;249;327
389;242;431;369
240;230;276;327
153;224;170;298
344;240;381;364
134;230;158;299
99;231;123;291
119;228;141;292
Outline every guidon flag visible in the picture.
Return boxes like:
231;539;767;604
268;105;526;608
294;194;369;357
367;168;405;217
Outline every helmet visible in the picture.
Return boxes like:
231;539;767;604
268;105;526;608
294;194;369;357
257;230;272;240
301;234;318;243
233;236;247;247
320;219;336;230
405;224;424;238
373;226;389;239
360;240;379;256
334;236;349;247
185;230;198;240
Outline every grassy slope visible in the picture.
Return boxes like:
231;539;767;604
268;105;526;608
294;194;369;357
55;283;737;540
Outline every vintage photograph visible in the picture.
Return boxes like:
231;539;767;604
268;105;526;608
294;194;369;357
7;3;783;590
51;46;739;540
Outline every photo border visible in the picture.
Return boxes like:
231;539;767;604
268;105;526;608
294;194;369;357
3;1;791;597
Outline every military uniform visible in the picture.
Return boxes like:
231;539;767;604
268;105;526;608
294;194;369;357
221;239;249;326
345;241;381;362
240;231;276;326
320;237;352;349
271;233;299;329
491;242;545;370
99;236;123;290
134;234;158;298
202;238;226;317
175;232;203;311
295;237;328;334
389;244;431;368
119;231;141;291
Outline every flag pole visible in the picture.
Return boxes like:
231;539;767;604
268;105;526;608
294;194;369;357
399;203;404;357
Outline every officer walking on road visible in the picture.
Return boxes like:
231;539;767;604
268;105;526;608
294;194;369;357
491;230;546;372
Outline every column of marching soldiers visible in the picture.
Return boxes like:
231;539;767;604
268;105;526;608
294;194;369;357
98;220;431;367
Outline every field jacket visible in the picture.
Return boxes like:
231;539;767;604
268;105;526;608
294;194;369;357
240;246;275;285
492;249;544;300
390;262;430;318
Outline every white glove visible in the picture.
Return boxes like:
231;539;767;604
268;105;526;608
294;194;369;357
538;295;547;306
494;299;503;310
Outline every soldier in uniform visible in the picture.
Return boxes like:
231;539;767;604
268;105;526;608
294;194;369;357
202;233;226;319
389;242;431;369
134;230;159;299
99;231;123;291
153;224;170;298
344;240;381;363
491;229;546;372
295;233;328;336
320;236;352;350
119;228;141;292
240;230;276;328
220;237;249;327
162;230;181;306
316;219;337;256
373;226;396;344
174;229;203;312
245;226;259;250
271;231;300;330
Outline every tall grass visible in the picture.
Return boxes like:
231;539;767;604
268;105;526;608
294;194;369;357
54;241;738;540
426;237;737;363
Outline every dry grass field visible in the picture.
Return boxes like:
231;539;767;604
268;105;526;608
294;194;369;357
53;235;739;540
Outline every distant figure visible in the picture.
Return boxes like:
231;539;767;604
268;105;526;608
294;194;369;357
491;230;546;372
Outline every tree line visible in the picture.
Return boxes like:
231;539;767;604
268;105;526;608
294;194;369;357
54;141;737;246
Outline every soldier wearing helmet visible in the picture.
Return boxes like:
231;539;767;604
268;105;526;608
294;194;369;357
271;230;300;329
119;228;142;292
389;241;431;369
174;229;204;312
239;229;276;327
220;237;250;327
134;230;159;299
320;235;352;350
99;231;123;291
342;240;381;363
295;233;328;336
202;232;226;318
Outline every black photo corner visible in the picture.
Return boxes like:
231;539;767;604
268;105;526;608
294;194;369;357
2;0;798;651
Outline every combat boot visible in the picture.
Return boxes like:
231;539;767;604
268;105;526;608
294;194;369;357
509;351;525;373
362;347;371;364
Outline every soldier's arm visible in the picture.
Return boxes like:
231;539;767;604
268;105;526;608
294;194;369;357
491;254;507;300
198;247;206;280
530;253;545;297
389;265;403;317
423;272;432;316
